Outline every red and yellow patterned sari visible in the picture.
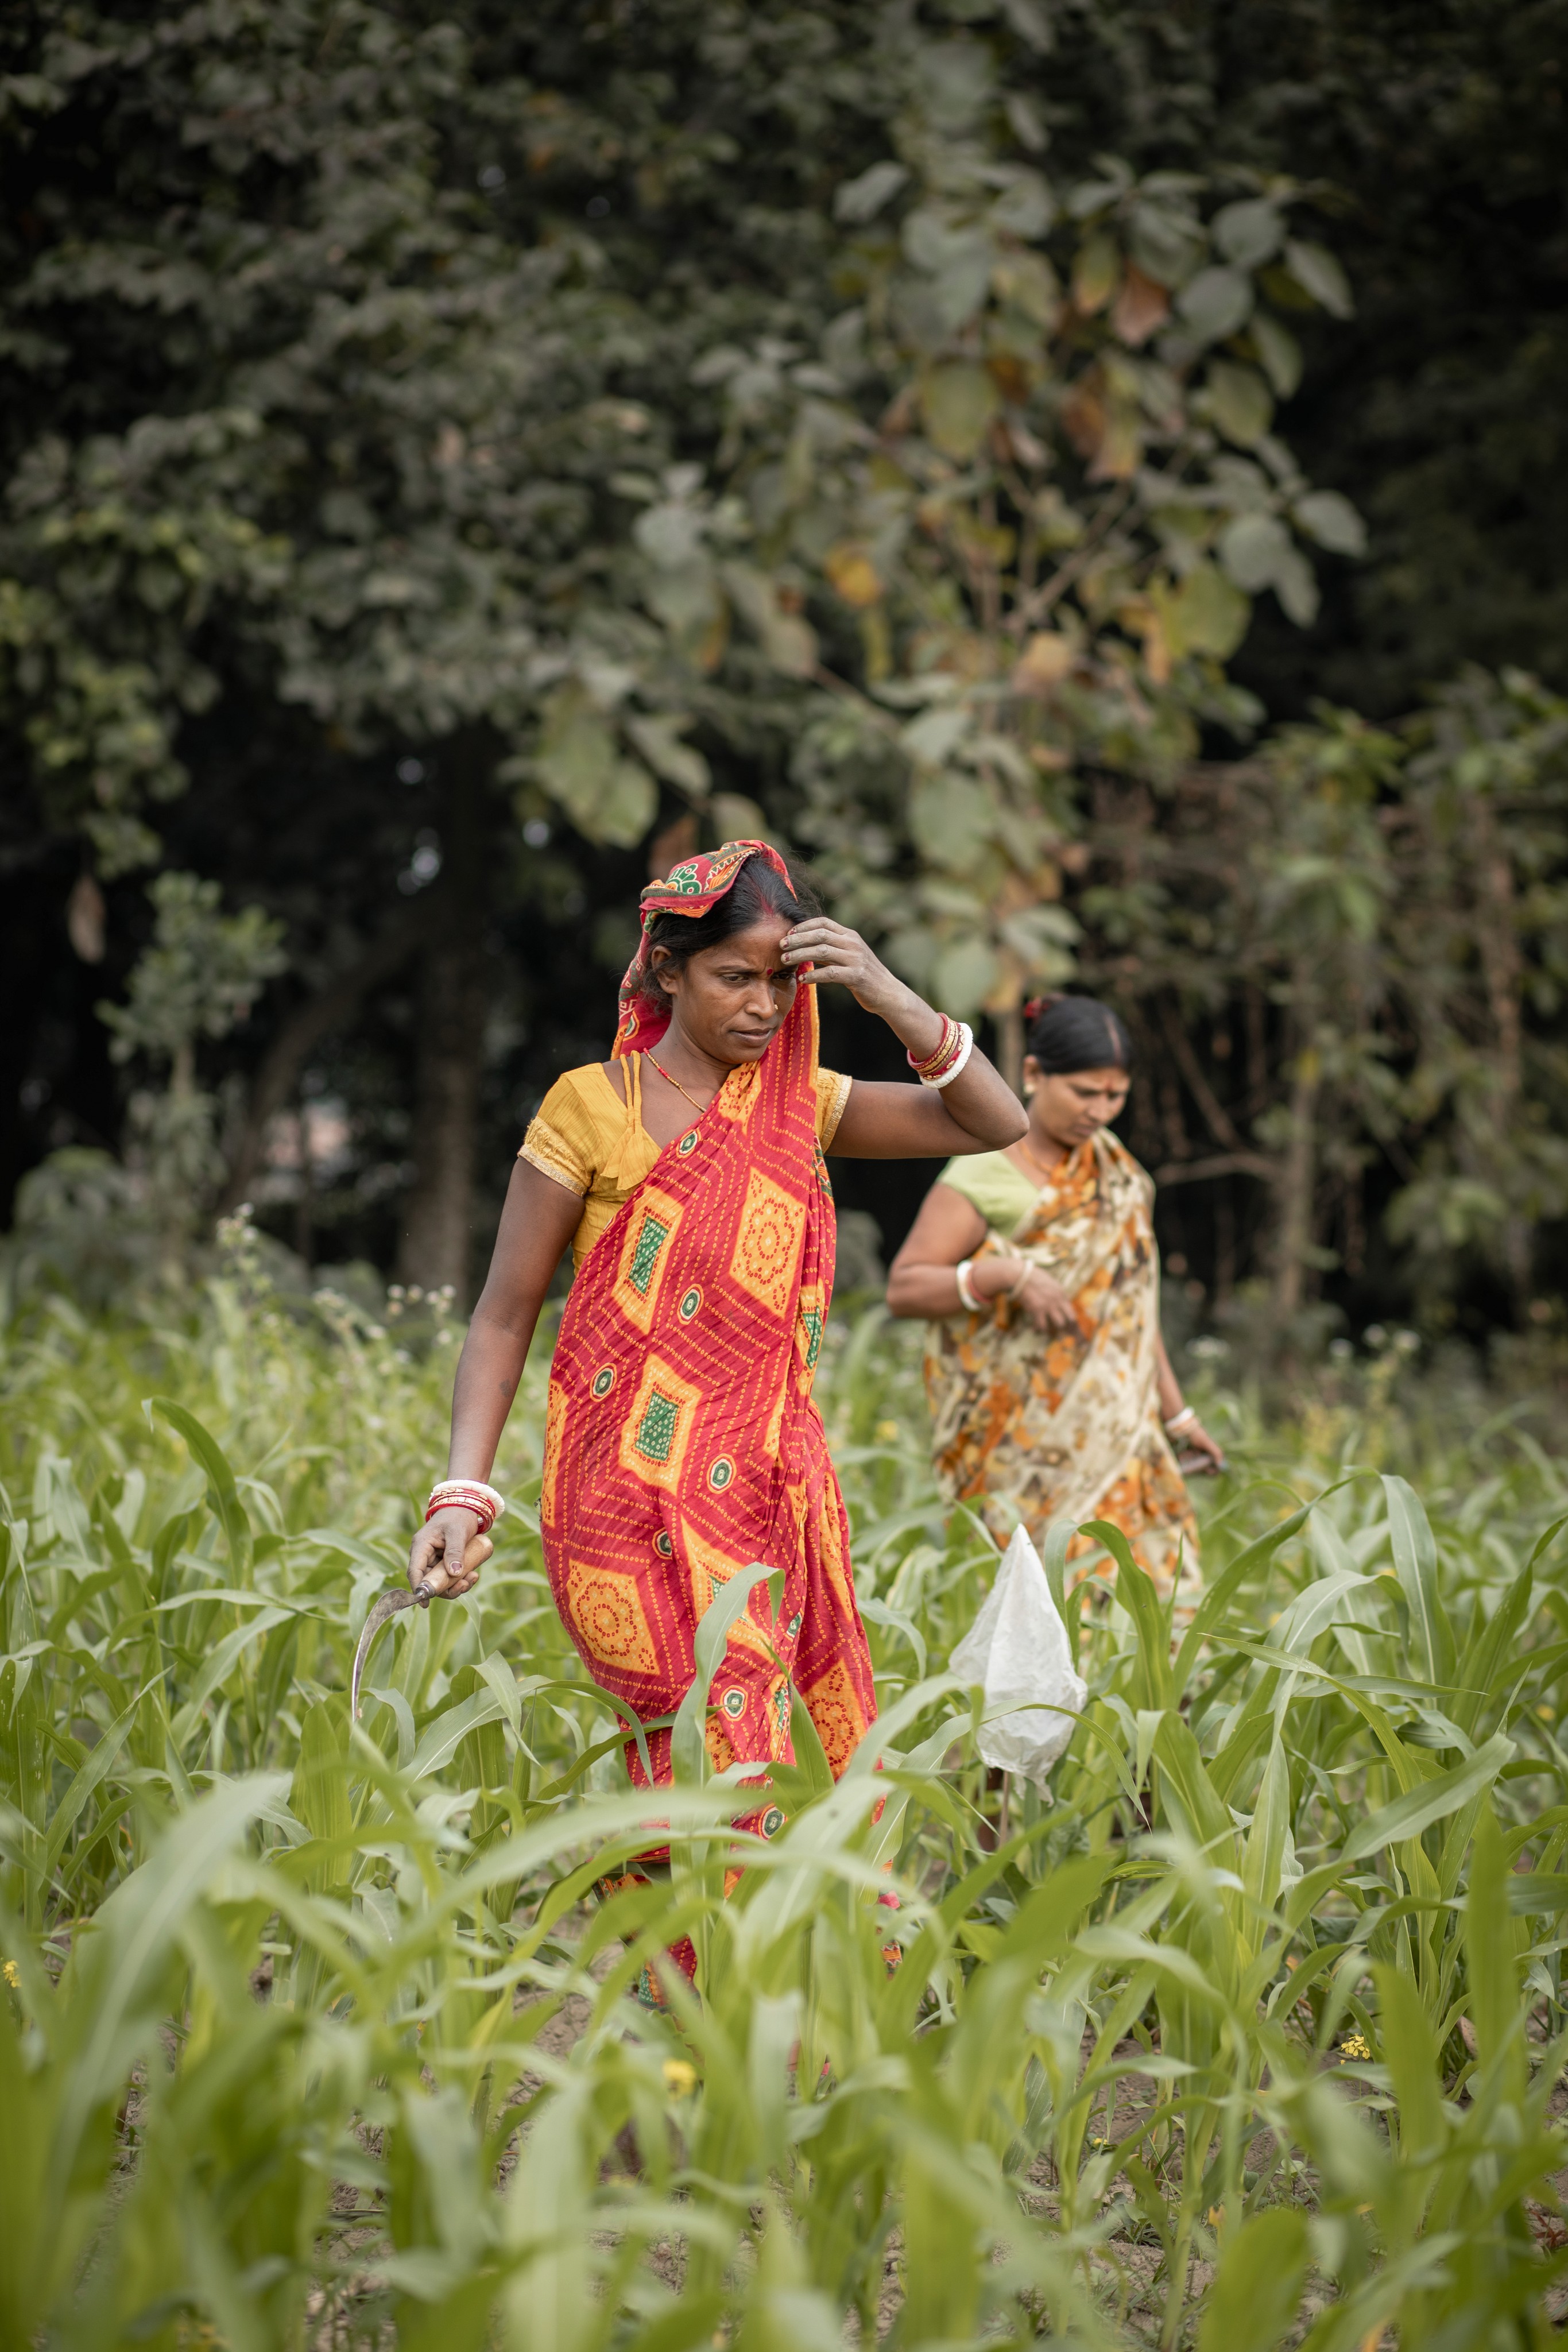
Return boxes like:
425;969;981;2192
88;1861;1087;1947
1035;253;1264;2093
539;908;876;1813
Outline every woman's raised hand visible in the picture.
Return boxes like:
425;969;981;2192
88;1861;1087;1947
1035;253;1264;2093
408;1506;490;1599
780;918;899;1014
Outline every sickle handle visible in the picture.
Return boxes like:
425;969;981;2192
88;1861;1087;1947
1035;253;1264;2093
412;1530;493;1601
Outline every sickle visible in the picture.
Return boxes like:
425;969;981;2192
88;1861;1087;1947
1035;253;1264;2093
350;1530;493;1720
351;1583;434;1720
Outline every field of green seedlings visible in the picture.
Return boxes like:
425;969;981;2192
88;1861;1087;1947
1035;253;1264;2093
3;1231;1567;2349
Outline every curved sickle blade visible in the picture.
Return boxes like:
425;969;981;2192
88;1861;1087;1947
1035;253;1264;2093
351;1583;433;1719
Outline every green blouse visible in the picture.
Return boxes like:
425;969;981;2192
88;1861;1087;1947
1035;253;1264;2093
937;1149;1041;1237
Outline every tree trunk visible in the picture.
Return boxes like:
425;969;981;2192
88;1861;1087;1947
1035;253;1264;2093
397;741;494;1299
1272;1034;1321;1320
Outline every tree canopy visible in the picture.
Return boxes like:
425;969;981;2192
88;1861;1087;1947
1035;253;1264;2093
3;0;1566;1343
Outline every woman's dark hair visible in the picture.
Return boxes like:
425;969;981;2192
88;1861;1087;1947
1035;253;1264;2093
644;851;819;997
1024;992;1132;1075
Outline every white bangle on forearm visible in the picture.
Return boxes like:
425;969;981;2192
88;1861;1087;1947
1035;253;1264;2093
1163;1405;1196;1436
954;1259;983;1313
920;1021;974;1089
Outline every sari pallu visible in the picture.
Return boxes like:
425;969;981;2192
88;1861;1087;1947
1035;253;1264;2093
923;1128;1201;1604
539;984;877;1818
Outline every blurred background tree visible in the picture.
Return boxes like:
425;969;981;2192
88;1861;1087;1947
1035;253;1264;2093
3;0;1566;1351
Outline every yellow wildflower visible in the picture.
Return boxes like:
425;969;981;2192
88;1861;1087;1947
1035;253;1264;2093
663;2057;698;2096
3;1960;18;1989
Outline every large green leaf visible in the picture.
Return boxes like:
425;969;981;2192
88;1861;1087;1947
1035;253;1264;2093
1383;1473;1455;1686
1198;2207;1308;2352
919;361;999;460
147;1398;250;1572
1339;1731;1513;1862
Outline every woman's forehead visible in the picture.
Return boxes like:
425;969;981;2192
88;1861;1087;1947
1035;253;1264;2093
1054;1063;1129;1086
693;914;791;965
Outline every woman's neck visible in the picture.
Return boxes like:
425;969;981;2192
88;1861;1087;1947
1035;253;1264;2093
649;1019;729;1096
1012;1122;1072;1179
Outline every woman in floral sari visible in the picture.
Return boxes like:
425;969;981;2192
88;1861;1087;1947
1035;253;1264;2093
886;995;1223;1604
406;842;1025;1822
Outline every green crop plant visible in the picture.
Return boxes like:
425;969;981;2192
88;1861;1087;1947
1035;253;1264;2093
2;1250;1567;2345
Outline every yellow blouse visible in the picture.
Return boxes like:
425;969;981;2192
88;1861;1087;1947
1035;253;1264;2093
520;1054;853;1270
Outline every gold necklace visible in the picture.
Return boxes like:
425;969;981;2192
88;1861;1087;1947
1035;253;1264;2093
643;1047;713;1116
1018;1133;1064;1182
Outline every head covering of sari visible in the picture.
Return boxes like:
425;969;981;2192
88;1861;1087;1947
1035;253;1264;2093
614;839;794;1058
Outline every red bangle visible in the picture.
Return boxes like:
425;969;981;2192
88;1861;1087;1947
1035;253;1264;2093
908;1015;961;1079
424;1479;505;1535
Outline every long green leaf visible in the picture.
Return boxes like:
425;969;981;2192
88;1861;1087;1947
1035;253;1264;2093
40;1689;147;1884
1383;1472;1455;1686
146;1396;252;1573
1340;1730;1513;1862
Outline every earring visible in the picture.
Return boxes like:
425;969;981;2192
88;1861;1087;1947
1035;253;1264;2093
1023;1082;1037;1100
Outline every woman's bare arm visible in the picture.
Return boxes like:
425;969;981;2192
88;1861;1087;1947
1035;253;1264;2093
830;1077;1024;1159
406;1160;582;1594
1155;1332;1225;1468
885;1181;1079;1330
782;917;1027;1156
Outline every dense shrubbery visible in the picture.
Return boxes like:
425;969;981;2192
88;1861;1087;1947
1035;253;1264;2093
2;1248;1566;2346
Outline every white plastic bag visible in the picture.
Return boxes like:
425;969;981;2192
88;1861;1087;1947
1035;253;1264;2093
949;1525;1087;1790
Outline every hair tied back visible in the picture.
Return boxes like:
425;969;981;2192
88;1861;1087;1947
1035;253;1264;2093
1024;990;1133;1076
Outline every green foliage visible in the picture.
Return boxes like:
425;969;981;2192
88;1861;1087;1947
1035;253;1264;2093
1074;666;1568;1319
49;876;288;1279
3;1266;1567;2345
0;1;1354;915
9;1;1563;1331
98;873;285;1071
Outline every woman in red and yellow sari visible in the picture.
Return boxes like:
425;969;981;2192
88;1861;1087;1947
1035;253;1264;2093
407;842;1025;1838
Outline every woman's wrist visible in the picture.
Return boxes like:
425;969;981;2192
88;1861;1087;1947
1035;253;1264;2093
428;1476;506;1533
870;973;944;1058
966;1255;1024;1302
1163;1403;1197;1436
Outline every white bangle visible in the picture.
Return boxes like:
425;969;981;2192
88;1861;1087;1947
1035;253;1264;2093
954;1259;983;1313
1006;1258;1032;1299
919;1021;974;1089
1163;1406;1196;1437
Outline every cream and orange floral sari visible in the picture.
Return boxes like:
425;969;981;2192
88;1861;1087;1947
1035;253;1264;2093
923;1130;1200;1603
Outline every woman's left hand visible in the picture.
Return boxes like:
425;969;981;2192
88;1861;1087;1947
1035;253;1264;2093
1176;1418;1227;1473
781;918;899;1016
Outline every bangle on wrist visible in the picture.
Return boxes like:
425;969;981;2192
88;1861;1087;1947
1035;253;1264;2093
425;1477;506;1534
954;1259;983;1314
908;1013;974;1089
908;1013;959;1077
1006;1258;1032;1300
920;1022;974;1089
1163;1405;1196;1437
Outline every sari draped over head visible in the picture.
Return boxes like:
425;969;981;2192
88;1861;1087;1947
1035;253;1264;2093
540;844;878;1829
923;1128;1201;1606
